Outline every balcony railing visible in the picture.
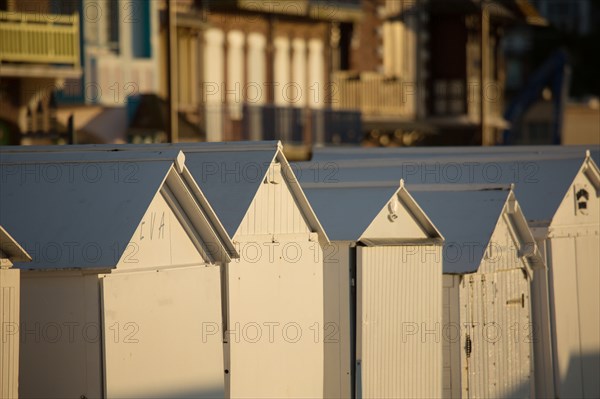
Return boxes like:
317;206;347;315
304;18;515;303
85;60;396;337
332;71;416;119
0;11;80;67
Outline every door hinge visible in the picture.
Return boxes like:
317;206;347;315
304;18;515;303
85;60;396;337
465;333;472;358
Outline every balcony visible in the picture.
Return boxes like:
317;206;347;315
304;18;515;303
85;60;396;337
208;0;362;21
0;11;81;78
331;71;416;120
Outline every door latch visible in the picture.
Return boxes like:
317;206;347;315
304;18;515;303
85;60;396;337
465;333;472;358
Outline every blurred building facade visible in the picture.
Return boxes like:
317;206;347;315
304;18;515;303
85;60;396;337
1;0;554;147
159;0;364;146
0;0;81;144
333;0;546;146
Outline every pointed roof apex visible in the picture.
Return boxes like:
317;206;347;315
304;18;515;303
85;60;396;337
175;151;186;173
0;226;32;263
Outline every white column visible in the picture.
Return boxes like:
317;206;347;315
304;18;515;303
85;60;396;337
204;28;224;141
308;38;325;109
405;13;417;116
383;22;394;77
227;30;245;120
178;32;190;105
392;21;403;78
273;36;291;106
246;32;267;140
291;38;307;108
149;0;159;92
189;33;198;106
308;38;325;144
247;33;267;106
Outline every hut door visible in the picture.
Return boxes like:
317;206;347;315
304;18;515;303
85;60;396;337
101;266;225;398
461;274;483;398
489;268;533;398
463;270;532;398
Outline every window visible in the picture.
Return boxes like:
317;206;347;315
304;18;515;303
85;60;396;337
575;187;589;214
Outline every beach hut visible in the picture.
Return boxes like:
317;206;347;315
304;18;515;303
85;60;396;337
168;142;330;398
408;185;544;399
2;141;331;398
0;150;236;399
300;180;443;399
0;226;31;399
301;150;600;398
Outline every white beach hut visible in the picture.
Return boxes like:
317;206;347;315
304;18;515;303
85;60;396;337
0;226;31;399
300;180;444;399
171;142;330;398
0;150;236;399
408;185;544;399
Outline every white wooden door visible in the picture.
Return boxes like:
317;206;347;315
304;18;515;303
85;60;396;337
462;269;532;398
357;246;442;399
226;237;324;398
101;266;225;398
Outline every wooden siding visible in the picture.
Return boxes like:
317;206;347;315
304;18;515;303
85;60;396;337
442;274;461;399
357;245;442;398
459;268;532;399
0;268;19;399
237;162;312;236
547;170;600;398
19;273;103;399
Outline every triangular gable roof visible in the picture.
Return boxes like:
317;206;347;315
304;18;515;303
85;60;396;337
0;225;31;263
410;185;544;274
1;142;329;243
410;186;510;274
163;143;329;243
182;148;277;237
301;181;442;243
294;156;596;225
0;150;236;270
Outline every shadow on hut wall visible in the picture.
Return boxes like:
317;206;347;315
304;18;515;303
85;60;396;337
101;385;225;399
558;351;600;399
501;351;600;399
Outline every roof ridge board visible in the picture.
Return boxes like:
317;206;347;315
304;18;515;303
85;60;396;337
301;180;512;192
0;141;282;153
0;150;182;164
